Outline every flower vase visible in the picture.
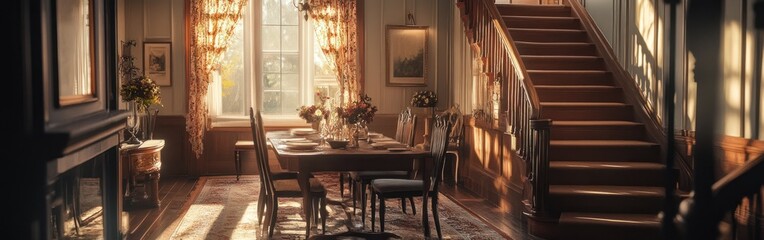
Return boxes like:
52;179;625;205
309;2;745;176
125;102;142;144
311;121;320;131
345;122;360;148
139;108;159;140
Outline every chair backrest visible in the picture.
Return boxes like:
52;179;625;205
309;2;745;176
394;108;417;147
427;113;453;192
443;104;464;147
249;107;275;196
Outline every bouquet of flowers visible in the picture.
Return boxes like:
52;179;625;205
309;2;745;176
411;90;437;107
338;94;378;124
120;75;161;112
119;40;161;112
297;91;331;123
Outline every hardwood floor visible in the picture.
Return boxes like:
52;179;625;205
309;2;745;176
125;176;533;240
126;177;199;240
439;183;538;240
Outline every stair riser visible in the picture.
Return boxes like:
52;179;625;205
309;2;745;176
497;5;571;17
540;106;633;121
550;125;645;140
550;194;663;214
516;44;596;56
558;223;662;240
510;29;589;42
530;71;613;85
537;88;623;102
505;17;581;29
523;57;605;70
549;167;664;186
549;145;660;162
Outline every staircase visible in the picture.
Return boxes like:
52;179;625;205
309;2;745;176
500;3;664;239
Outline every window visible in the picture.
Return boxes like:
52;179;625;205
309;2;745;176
208;0;337;126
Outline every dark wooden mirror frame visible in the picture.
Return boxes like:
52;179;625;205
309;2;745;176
43;0;110;125
53;0;98;107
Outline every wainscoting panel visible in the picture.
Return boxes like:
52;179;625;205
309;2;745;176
460;117;524;209
153;115;189;176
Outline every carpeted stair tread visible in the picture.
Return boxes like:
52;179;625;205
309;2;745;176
552;120;642;126
515;42;597;56
549;161;665;186
496;4;572;17
541;102;629;107
550;161;664;170
550;140;658;147
503;16;581;29
509;28;589;42
504;16;578;21
559;212;660;227
558;212;662;240
550;185;664;197
509;28;587;33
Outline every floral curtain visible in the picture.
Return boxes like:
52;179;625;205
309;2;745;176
187;0;248;158
307;0;360;105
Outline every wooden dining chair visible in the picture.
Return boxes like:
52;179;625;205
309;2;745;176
369;113;453;239
250;108;329;238
442;104;464;184
347;108;418;228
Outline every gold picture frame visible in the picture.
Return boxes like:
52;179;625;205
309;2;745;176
386;25;427;87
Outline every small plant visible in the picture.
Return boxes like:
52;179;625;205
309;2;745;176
297;91;331;123
410;90;437;108
337;94;378;124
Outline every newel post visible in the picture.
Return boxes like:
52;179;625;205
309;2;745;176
524;119;552;219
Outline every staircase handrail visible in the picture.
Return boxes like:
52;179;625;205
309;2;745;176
676;154;763;239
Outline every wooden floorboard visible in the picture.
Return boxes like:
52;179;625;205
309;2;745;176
439;183;538;240
125;176;532;240
126;177;198;240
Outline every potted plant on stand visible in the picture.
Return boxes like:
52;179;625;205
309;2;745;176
119;40;162;144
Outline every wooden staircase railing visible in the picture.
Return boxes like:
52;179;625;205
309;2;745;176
456;0;553;219
677;154;763;239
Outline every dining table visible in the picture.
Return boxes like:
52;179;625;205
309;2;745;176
266;130;430;237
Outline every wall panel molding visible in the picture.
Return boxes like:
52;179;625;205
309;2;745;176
143;0;173;41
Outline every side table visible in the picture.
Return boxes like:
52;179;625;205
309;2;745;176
121;139;164;207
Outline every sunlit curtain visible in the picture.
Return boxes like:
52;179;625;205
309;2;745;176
188;0;248;158
307;0;359;104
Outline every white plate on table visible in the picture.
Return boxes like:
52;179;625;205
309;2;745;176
368;133;384;139
370;137;395;143
282;138;310;143
371;142;407;149
387;147;409;152
290;128;317;136
285;142;319;150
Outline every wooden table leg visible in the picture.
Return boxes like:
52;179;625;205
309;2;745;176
148;172;160;207
298;170;312;238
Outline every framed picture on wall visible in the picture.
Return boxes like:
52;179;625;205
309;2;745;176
386;25;428;87
143;42;172;86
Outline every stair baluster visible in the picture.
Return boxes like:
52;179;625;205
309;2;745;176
457;0;551;221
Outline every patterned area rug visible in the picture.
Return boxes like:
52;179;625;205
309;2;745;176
170;174;506;239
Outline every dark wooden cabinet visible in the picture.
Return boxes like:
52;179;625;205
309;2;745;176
11;0;128;239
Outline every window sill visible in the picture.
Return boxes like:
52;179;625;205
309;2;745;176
210;116;310;129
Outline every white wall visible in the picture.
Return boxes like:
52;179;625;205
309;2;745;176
122;0;186;116
585;0;764;139
363;0;452;115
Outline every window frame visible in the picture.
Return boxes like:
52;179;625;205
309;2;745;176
186;0;365;128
